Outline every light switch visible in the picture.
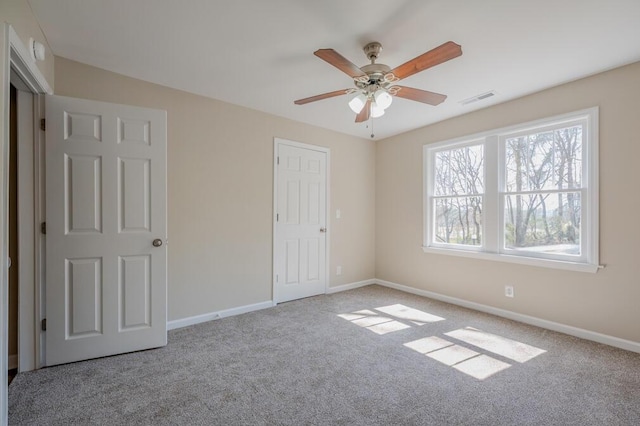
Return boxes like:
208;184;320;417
336;209;341;219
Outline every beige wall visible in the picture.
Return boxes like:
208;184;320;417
376;61;640;343
54;57;376;321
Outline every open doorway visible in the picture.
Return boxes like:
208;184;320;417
7;72;39;379
8;84;18;384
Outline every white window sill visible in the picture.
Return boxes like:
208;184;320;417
422;246;601;273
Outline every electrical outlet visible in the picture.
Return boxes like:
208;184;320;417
505;285;514;298
336;265;342;276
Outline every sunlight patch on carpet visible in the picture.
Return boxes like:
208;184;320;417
426;344;479;366
375;304;445;325
404;335;513;379
453;354;511;380
445;327;546;363
351;315;394;327
338;304;445;335
403;336;453;353
339;310;410;335
404;326;545;380
367;320;411;335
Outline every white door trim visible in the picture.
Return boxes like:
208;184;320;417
10;87;45;374
6;26;52;96
2;23;53;424
272;138;330;304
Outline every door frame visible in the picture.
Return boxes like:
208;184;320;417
272;138;330;304
14;87;44;374
2;23;52;421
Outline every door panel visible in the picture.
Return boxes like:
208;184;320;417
118;157;150;232
119;254;151;330
46;95;167;366
275;142;327;303
66;154;102;233
66;257;102;338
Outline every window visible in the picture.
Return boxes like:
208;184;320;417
433;143;484;247
424;108;599;272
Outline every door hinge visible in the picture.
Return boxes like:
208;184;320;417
276;274;279;283
41;318;47;331
41;222;46;235
40;118;46;131
276;213;279;222
277;156;280;165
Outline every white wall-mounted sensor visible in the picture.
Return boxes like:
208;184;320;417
29;38;46;61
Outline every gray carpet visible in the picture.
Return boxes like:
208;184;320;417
8;285;640;425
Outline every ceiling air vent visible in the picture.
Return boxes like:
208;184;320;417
459;90;497;106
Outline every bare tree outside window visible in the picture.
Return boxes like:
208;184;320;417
504;125;583;255
434;145;484;246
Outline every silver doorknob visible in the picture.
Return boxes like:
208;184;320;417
320;228;327;233
152;239;163;247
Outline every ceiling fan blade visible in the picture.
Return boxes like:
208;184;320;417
314;49;368;79
389;41;462;81
355;99;371;123
392;86;447;106
294;89;351;105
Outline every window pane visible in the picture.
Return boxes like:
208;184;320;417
553;126;582;190
435;197;483;246
504;192;581;256
434;145;484;196
505;132;554;192
505;125;583;193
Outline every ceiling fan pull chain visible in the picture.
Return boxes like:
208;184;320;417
370;115;375;139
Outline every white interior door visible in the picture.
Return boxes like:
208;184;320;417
275;141;327;303
45;95;167;366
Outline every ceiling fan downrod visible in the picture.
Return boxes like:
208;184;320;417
363;41;383;63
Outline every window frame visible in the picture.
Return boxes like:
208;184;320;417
423;107;599;273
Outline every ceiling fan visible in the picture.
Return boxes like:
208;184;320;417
294;41;462;123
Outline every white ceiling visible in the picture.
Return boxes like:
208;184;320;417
28;0;640;140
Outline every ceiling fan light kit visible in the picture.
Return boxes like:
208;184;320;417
348;93;368;114
348;89;392;115
374;89;393;109
295;40;463;127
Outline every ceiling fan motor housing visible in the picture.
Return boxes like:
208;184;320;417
361;63;392;83
358;42;396;90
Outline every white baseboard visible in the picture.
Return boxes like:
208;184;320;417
326;279;376;294
8;354;18;370
168;279;375;330
166;278;640;353
375;279;640;354
169;279;375;330
167;300;275;331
